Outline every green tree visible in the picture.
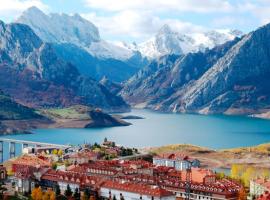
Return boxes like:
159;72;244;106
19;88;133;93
0;181;7;199
64;184;72;197
113;195;117;200
55;183;61;196
84;188;90;200
52;163;57;170
73;188;80;200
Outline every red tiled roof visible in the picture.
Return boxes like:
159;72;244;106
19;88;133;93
257;191;270;200
254;179;270;190
41;169;104;188
101;180;174;197
12;154;51;168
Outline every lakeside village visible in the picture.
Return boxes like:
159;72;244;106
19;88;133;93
0;139;269;200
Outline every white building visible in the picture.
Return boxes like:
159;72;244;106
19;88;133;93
249;179;270;199
100;180;175;200
153;154;200;170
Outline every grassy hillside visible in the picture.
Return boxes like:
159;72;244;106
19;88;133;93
39;105;91;120
0;90;41;120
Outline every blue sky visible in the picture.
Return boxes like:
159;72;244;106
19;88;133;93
0;0;270;43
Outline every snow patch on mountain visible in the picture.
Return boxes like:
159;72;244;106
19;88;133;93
17;6;135;61
136;24;243;59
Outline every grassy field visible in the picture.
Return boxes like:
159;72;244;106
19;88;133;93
39;105;91;120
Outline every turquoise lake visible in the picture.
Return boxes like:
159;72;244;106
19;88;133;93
1;109;270;153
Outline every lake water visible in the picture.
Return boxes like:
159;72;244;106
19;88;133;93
1;109;270;152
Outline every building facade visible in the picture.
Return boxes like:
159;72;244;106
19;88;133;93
153;154;200;170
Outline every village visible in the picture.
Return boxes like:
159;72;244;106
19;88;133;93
0;138;269;200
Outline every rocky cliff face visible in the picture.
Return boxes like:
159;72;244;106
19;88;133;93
52;43;139;82
0;21;129;112
122;23;270;116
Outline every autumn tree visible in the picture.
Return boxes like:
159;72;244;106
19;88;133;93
83;188;90;200
89;195;96;200
238;187;247;200
32;186;43;200
52;149;58;155
241;167;255;187
58;149;63;157
231;164;244;180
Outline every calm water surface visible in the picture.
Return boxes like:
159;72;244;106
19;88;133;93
1;109;270;151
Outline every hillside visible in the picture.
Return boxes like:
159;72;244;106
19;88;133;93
0;90;41;120
40;105;130;128
0;20;129;112
122;23;270;117
146;143;270;169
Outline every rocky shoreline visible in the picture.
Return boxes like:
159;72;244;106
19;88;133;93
0;106;131;135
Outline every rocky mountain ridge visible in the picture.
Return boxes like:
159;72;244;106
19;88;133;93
135;24;243;59
0;20;129;112
121;23;270;116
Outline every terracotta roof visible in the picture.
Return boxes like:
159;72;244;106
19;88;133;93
257;191;270;200
254;179;270;190
41;169;103;188
12;154;51;168
101;180;174;197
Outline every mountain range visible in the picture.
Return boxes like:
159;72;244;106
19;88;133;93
16;7;241;82
1;6;270;119
135;24;243;59
17;7;147;82
0;20;128;112
122;23;270;116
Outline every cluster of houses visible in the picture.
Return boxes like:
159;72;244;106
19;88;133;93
2;140;270;200
249;179;270;200
1;145;246;200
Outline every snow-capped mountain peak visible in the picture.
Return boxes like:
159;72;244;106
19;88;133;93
17;7;138;61
17;6;101;48
137;24;243;59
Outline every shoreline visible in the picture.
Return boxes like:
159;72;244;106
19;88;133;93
0;114;131;136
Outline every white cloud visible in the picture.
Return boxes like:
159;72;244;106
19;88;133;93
82;10;206;41
0;0;48;21
82;0;235;42
84;0;233;13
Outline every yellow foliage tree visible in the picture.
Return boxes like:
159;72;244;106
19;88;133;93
42;192;50;200
49;191;55;200
58;149;63;156
241;167;255;187
52;149;58;155
31;187;43;200
231;164;243;180
262;169;270;179
31;187;39;200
